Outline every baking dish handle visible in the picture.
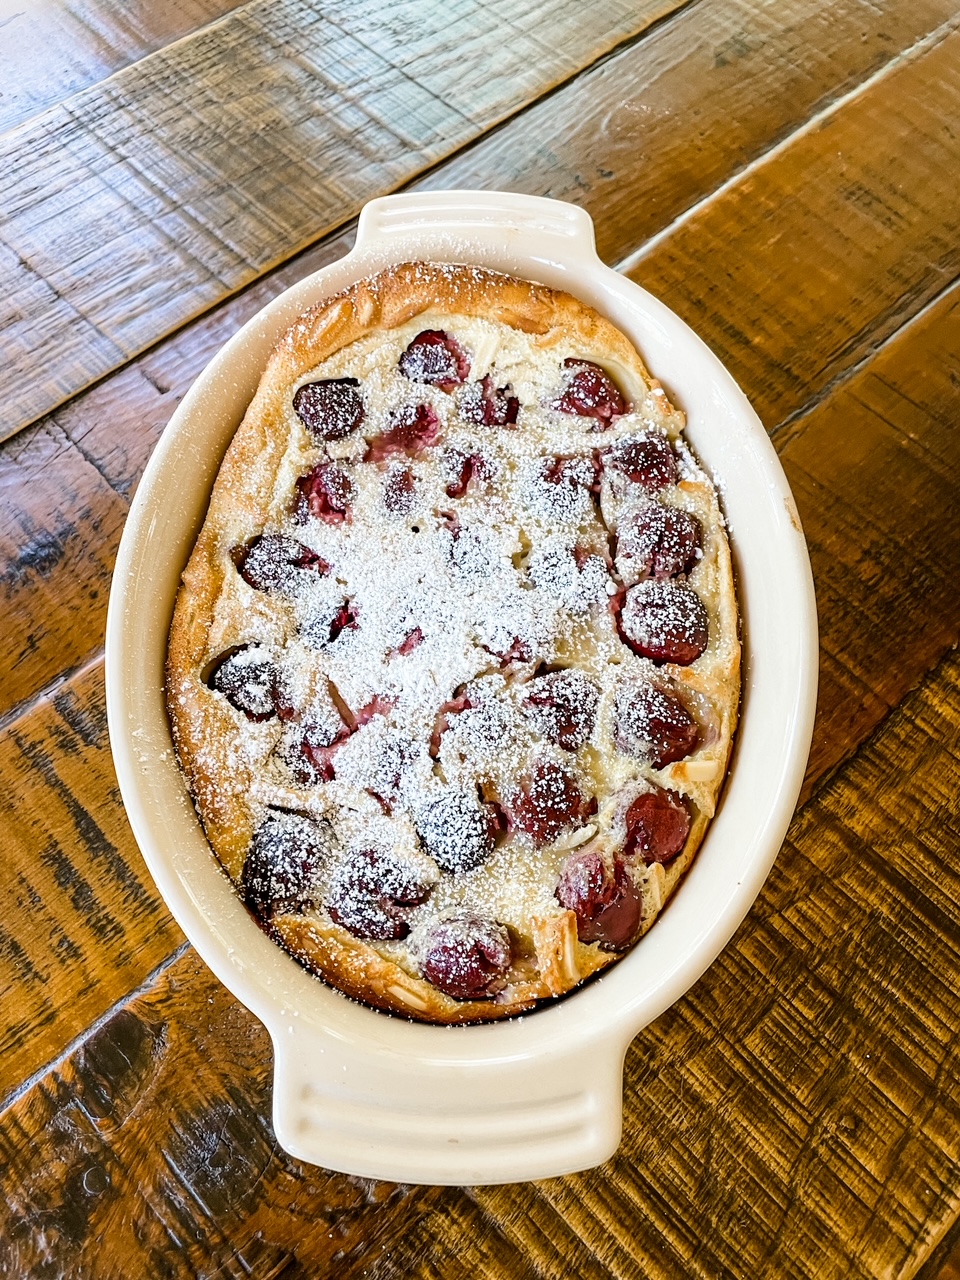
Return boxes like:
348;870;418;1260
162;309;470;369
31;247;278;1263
353;190;603;273
271;1026;625;1185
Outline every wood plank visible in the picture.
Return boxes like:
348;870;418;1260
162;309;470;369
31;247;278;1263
417;0;960;267
0;0;686;438
778;281;960;797
628;18;960;431
0;948;419;1279
0;420;127;721
0;661;183;1103
0;0;245;135
5;616;960;1276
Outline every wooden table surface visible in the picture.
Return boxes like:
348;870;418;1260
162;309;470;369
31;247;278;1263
3;0;960;1275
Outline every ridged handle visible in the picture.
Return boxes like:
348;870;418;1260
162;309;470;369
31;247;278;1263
271;1027;624;1185
353;191;602;273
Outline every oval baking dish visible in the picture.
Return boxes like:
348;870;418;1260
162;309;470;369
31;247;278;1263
106;191;817;1185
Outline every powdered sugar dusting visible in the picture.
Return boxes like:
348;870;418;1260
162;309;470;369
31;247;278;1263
177;284;738;1010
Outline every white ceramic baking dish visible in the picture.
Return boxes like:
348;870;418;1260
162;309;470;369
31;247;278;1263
106;191;817;1186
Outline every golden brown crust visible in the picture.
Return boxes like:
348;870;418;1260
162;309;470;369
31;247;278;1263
166;261;739;1024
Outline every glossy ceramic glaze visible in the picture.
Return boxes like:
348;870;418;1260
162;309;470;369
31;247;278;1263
106;191;818;1185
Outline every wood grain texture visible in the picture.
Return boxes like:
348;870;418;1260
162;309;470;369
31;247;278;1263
0;0;685;438
0;661;183;1103
779;278;960;797
0;0;245;134
383;645;960;1279
628;17;960;431
0;949;418;1280
4;625;960;1277
416;0;960;268
0;420;126;721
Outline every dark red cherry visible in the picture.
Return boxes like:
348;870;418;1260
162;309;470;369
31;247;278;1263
459;375;519;426
398;330;470;392
542;453;600;494
484;635;533;667
444;447;491;498
521;670;599;751
233;534;330;592
421;913;512;999
383;465;416;514
619;581;709;665
242;811;333;917
330;601;359;642
327;848;432;940
553;359;626;425
393;626;424;656
293;378;364;441
614;681;699;768
208;648;280;721
364;403;442;462
617;504;702;581
284;731;341;785
603;432;677;492
555;851;642;950
294;462;354;524
428;690;473;758
509;758;593;848
623;787;691;864
300;598;359;648
416;787;498;875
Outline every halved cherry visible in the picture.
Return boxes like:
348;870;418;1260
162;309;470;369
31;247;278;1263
416;787;499;875
300;598;359;649
293;378;364;441
617;504;702;581
555;851;641;950
364;403;442;462
421;913;512;999
508;758;593;848
619;580;709;665
383;465;416;514
459;375;519;427
294;462;354;524
623;787;691;865
207;647;280;721
233;534;330;592
398;330;470;392
521;669;600;751
444;447;491;498
241;810;333;917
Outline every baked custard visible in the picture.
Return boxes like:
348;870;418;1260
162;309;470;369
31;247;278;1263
166;262;740;1023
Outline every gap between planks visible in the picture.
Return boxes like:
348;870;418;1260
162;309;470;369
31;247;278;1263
0;647;107;738
0;940;190;1118
614;8;960;276
769;268;960;450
